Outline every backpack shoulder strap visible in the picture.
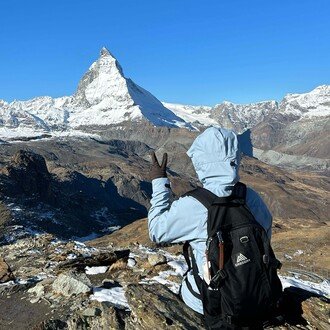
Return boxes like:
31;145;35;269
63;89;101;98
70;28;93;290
182;182;247;208
232;182;247;200
182;187;218;209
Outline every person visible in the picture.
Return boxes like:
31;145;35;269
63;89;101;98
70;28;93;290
148;126;272;315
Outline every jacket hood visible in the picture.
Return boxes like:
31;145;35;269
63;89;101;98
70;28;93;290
187;127;240;195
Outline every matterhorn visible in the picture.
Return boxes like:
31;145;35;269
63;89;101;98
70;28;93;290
0;47;189;140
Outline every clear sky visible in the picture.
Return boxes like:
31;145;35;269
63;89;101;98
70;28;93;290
0;0;329;105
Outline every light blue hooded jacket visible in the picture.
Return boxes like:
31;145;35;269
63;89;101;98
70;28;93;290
148;127;272;314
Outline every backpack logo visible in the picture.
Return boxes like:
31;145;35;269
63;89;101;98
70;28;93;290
234;253;250;267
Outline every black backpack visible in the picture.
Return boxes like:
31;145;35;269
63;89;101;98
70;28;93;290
182;182;283;329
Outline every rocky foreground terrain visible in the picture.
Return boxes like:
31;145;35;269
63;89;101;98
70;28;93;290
0;218;329;330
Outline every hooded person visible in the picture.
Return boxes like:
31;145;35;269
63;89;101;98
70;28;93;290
148;127;272;315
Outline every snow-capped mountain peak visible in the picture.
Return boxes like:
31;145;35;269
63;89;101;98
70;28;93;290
100;46;112;57
210;100;278;133
0;46;328;140
70;47;189;128
0;99;8;107
0;47;191;139
73;47;127;108
279;85;330;118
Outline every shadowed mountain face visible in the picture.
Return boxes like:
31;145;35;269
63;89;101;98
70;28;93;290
0;132;198;240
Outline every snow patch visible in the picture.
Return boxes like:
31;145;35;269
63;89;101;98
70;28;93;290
90;286;130;309
280;275;330;298
127;257;136;268
85;266;108;275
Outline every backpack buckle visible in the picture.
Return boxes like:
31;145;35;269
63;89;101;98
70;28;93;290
209;269;227;289
225;315;232;325
263;254;269;264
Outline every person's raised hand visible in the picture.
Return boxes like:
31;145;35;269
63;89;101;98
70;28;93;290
150;151;168;181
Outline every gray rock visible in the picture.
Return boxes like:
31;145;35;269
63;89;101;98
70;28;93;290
28;282;45;298
30;297;40;304
0;257;14;283
125;283;204;329
147;254;167;267
81;307;102;317
52;271;92;297
66;304;122;330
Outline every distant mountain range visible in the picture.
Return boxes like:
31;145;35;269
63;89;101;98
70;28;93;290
0;47;329;173
0;47;329;140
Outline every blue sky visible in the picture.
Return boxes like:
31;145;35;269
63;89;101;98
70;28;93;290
0;0;329;105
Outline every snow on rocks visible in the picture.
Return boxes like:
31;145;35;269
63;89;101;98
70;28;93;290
127;257;136;268
1;229;329;329
148;270;181;294
90;286;130;310
284;254;293;260
167;259;188;276
280;275;330;299
132;245;188;294
85;266;109;275
279;85;330;118
293;250;304;257
72;240;98;257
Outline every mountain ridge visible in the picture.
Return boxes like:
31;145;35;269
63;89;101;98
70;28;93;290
0;47;329;141
0;47;329;170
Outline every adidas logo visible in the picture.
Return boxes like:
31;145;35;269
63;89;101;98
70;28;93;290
234;253;251;267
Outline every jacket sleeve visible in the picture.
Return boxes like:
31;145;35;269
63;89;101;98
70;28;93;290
148;178;207;244
246;188;273;239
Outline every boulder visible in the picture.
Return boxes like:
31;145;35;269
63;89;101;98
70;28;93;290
52;271;92;297
80;307;102;317
28;282;45;299
147;254;167;267
0;257;15;283
66;303;123;330
125;284;204;329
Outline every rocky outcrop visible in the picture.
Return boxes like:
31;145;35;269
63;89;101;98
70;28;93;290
0;202;11;230
65;303;125;330
251;114;330;160
4;150;51;198
125;283;204;329
301;296;329;330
